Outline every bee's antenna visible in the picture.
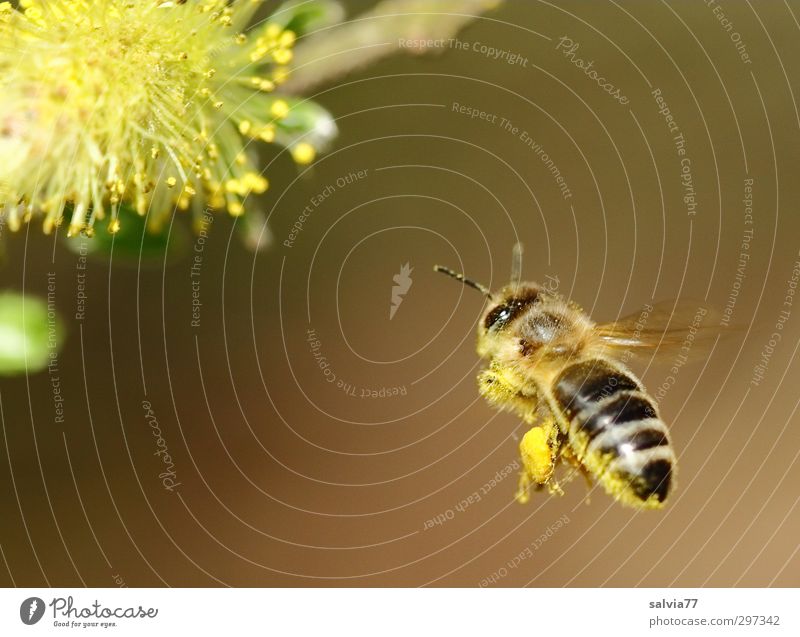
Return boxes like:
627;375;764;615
511;242;523;285
433;265;493;300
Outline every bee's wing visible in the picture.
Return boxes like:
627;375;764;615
594;300;731;360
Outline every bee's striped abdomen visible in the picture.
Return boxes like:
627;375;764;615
552;359;674;508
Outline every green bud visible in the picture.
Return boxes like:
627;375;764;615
0;291;62;376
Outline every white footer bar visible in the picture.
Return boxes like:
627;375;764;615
0;588;795;636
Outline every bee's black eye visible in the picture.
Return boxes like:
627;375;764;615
484;293;538;330
484;305;512;329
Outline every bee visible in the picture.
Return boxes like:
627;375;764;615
435;244;718;509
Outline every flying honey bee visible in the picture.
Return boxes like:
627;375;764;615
435;244;719;509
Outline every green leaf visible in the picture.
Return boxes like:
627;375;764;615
236;207;272;252
62;206;189;265
0;290;62;376
271;0;346;37
273;97;338;156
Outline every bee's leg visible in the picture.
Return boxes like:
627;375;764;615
515;411;561;504
476;365;559;503
516;470;533;504
560;445;595;489
478;363;538;424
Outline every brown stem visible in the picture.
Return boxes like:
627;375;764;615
281;0;503;94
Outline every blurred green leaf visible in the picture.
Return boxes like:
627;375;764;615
62;206;189;265
0;290;61;376
237;207;272;252
274;96;338;158
272;0;346;37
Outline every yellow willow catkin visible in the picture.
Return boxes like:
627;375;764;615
0;0;299;236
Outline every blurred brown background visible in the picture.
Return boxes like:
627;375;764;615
1;0;800;587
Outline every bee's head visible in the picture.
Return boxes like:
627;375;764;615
434;262;547;356
476;284;548;358
481;285;542;333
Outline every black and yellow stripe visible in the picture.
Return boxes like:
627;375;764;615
552;359;674;507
